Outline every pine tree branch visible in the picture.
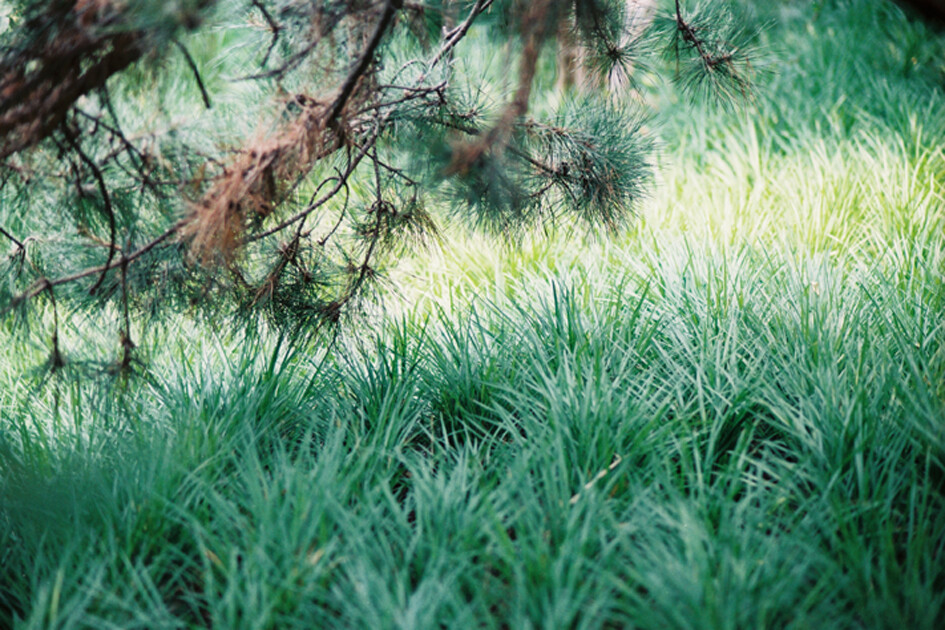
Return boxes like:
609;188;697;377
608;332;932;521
241;0;484;250
674;0;712;68
243;123;380;245
250;0;282;67
46;283;64;371
0;225;24;251
202;0;490;259
8;221;184;307
673;0;741;78
326;0;400;128
74;107;158;193
64;131;117;295
3;0;495;313
317;170;351;247
356;80;448;115
0;32;143;159
118;257;135;372
0;1;216;159
446;0;552;174
428;0;493;69
173;38;213;109
237;2;357;81
350;144;388;294
1;0;682;337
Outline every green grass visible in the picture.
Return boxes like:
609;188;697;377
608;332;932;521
3;0;945;628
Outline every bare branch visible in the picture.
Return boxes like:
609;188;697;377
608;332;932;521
326;0;400;128
251;0;282;66
0;225;24;251
64;130;117;295
173;38;213;109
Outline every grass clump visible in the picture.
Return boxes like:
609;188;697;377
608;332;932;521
2;0;945;628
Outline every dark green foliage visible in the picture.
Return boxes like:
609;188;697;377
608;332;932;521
660;0;759;103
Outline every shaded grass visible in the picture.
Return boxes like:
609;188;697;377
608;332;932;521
4;258;942;628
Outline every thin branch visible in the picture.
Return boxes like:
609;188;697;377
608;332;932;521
0;225;24;251
428;0;493;69
173;38;212;109
371;153;418;186
318;167;351;247
9;221;184;306
65;131;117;295
75;106;160;194
251;0;282;66
326;0;399;128
674;0;724;72
237;4;351;81
293;173;340;245
46;282;65;371
350;144;387;293
353;80;447;116
119;256;135;371
244;122;381;244
238;38;320;81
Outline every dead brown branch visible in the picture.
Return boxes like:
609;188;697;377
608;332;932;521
0;2;144;159
183;0;401;265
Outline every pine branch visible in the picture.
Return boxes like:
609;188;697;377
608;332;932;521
0;1;215;159
0;0;760;361
173;38;213;109
446;0;552;174
7;221;184;307
326;0;401;128
64;130;117;295
0;225;24;251
250;0;282;67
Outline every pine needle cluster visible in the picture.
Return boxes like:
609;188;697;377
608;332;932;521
0;0;757;370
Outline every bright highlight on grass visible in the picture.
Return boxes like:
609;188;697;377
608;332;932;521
2;1;945;628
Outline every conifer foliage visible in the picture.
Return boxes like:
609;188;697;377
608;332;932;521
0;0;756;369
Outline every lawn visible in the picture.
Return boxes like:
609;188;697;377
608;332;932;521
2;1;945;628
